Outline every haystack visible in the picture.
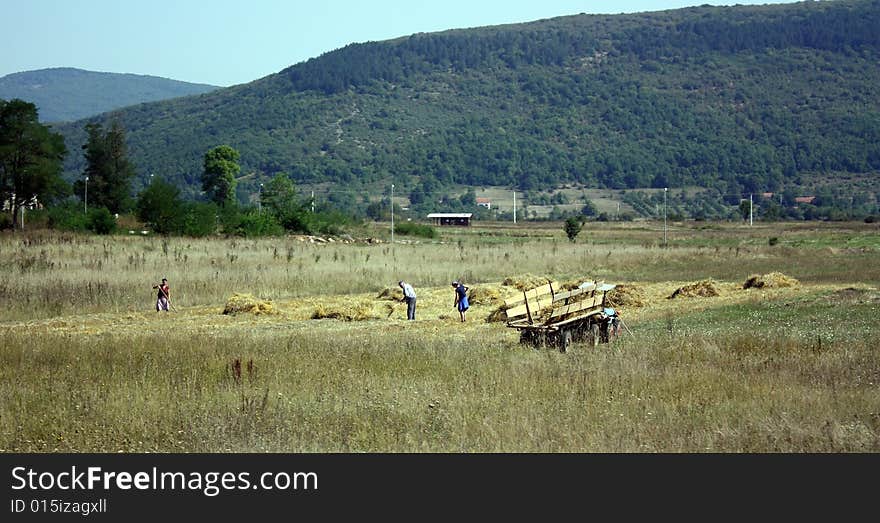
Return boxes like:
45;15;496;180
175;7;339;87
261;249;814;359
743;272;800;289
222;293;278;315
606;284;646;307
669;280;720;299
485;306;508;323
311;301;375;321
501;274;552;291
467;286;503;306
559;280;583;291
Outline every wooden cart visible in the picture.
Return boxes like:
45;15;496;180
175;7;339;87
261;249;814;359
504;280;618;352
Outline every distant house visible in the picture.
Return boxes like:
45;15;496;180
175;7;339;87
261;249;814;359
427;213;472;226
476;197;492;210
795;196;816;204
761;192;774;199
1;194;41;212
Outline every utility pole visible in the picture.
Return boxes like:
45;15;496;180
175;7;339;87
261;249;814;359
390;183;395;245
617;202;620;221
258;183;263;212
84;176;89;214
513;191;516;224
311;190;315;213
749;193;753;227
663;187;668;247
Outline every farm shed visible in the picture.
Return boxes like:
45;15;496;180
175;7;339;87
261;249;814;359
427;213;473;226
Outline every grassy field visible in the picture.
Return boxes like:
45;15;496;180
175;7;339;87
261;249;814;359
1;220;878;452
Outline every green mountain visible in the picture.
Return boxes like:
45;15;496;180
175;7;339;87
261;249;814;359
52;0;880;208
0;68;219;122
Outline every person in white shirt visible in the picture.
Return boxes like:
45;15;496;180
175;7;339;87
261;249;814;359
398;280;417;320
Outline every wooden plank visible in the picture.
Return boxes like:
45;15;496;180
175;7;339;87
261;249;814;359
552;283;597;303
503;282;558;308
552;310;603;328
547;297;603;321
505;292;555;321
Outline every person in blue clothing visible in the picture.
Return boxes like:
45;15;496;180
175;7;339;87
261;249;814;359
602;306;621;339
452;281;469;322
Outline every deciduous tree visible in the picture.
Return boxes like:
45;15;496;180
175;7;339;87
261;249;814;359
202;145;240;207
0;99;68;228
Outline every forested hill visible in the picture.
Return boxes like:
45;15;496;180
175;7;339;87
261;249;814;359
55;0;880;201
0;68;219;122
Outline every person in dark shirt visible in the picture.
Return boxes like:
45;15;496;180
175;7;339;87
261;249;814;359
452;281;469;322
153;278;171;311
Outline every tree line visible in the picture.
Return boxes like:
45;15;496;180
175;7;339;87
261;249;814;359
0;99;354;235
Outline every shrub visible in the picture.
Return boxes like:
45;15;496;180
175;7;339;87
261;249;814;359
136;178;182;235
236;210;284;237
87;207;117;235
394;222;437;239
768;237;779;246
865;216;876;224
47;202;89;232
180;202;217;237
0;212;14;230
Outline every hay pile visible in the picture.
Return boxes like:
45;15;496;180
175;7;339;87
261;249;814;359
559;280;583;291
222;293;278;315
669;280;720;299
467;286;502;306
311;301;375;321
485;306;508;323
743;272;800;289
501;274;552;291
605;284;646;307
376;287;403;300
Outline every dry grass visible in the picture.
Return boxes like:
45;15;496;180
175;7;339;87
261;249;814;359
222;293;278;315
466;286;503;306
605;284;647;307
743;272;800;289
311;301;376;321
376;287;403;301
669;280;721;299
501;274;553;291
1;222;879;452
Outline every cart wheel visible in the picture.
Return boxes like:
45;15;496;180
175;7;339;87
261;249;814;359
520;330;541;348
559;329;573;353
588;323;599;347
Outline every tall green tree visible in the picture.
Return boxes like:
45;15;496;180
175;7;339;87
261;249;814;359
202;145;240;207
77;120;136;214
563;216;582;242
0;99;68;228
260;172;305;230
136;177;183;235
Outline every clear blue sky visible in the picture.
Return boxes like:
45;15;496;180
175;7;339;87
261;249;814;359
2;0;798;87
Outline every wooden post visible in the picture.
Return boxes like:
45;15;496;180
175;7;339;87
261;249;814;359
524;290;533;325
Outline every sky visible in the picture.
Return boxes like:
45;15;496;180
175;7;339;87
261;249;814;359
1;0;799;87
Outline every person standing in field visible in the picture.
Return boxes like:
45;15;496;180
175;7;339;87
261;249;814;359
452;281;469;322
153;278;171;311
398;280;416;320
